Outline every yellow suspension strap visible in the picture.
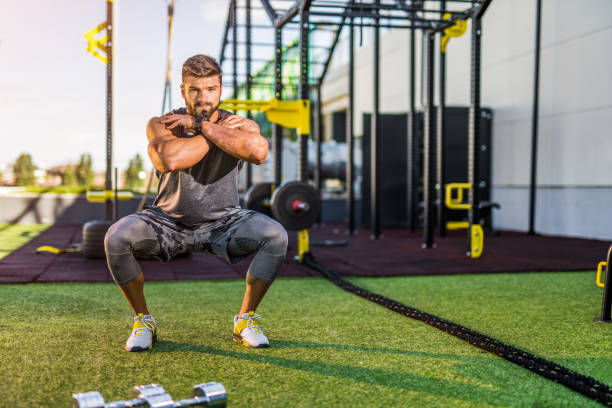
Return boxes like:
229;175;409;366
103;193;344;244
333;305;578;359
440;12;468;54
35;244;83;255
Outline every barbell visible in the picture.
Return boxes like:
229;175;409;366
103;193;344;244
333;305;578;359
71;381;227;408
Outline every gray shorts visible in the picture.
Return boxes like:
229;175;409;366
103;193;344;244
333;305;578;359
132;207;259;264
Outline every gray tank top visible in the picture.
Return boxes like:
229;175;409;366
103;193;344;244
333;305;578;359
152;109;244;226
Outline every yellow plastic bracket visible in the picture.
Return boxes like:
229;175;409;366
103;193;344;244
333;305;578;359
84;22;109;65
220;98;310;135
470;224;484;258
596;262;607;288
297;228;310;263
86;190;134;203
440;13;468;53
446;221;470;230
445;183;471;210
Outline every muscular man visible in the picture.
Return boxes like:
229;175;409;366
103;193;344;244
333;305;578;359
104;54;287;351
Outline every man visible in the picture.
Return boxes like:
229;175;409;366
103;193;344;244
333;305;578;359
104;54;288;351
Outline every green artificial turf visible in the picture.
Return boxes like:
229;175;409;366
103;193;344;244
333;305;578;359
0;223;49;260
0;271;610;407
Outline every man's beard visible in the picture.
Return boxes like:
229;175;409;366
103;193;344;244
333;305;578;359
187;101;219;119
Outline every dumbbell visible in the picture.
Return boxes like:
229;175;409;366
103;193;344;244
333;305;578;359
71;382;227;408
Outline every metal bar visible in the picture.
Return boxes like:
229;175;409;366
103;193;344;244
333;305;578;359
371;0;381;239
259;0;278;23
245;0;253;189
314;85;322;192
309;10;443;22
407;21;418;232
317;19;345;87
105;0;113;221
230;57;326;64
234;41;330;49
596;245;612;322
273;27;283;188
436;0;447;237
297;7;309;182
422;31;435;248
528;0;541;235
232;0;238;100
295;20;431;29
476;0;493;19
275;2;300;28
467;14;482;255
219;3;232;65
346;9;355;235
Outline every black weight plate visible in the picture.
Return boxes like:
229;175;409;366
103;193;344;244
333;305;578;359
83;220;114;259
245;182;274;216
270;181;321;230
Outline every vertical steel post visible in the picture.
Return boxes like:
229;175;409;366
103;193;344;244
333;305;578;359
371;0;381;239
314;86;322;191
232;0;238;100
297;8;309;183
274;27;283;187
346;10;355;235
245;0;253;189
467;15;482;256
528;0;542;235
407;21;418;232
422;32;435;248
104;0;113;221
436;0;447;237
595;245;612;322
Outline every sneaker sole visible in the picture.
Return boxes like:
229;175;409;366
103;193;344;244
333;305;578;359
233;333;269;348
126;333;157;352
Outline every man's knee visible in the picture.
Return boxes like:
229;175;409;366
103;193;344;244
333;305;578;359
259;218;288;254
104;223;131;255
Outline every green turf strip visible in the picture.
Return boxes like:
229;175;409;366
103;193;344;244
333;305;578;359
0;223;49;260
0;271;609;407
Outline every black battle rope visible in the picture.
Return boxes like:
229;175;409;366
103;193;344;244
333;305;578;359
302;253;612;406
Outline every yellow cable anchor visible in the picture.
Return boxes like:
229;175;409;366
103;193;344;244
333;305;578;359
84;22;109;65
440;13;468;54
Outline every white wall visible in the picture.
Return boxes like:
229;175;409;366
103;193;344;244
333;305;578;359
320;0;612;240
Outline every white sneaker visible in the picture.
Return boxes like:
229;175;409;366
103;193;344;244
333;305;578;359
126;313;157;352
233;311;269;348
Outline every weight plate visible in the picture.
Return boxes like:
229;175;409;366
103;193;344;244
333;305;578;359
270;181;321;231
245;182;274;217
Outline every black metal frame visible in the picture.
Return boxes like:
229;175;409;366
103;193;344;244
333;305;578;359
220;0;493;246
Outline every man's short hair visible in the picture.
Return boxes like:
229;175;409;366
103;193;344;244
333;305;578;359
182;54;222;82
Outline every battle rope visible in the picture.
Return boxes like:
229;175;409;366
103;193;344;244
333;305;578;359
302;252;612;406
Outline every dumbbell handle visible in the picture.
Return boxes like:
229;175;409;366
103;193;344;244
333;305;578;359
104;398;147;408
104;396;214;408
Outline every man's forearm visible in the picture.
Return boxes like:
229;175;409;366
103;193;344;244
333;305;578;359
151;135;209;172
201;121;267;164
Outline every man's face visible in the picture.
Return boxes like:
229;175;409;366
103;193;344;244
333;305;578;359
181;75;222;118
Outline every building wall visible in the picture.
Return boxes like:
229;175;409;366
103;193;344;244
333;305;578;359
320;0;612;240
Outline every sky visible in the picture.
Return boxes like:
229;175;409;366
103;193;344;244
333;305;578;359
1;0;279;172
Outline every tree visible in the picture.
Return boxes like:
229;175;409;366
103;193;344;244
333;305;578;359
61;165;77;187
125;153;145;190
13;153;36;186
75;153;94;186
